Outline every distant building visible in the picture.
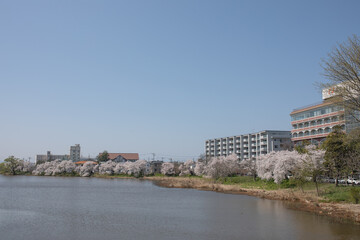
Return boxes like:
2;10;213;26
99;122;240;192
106;153;140;162
145;162;152;175
205;130;292;160
36;151;69;163
150;161;163;174
70;144;81;162
36;144;81;163
290;85;360;145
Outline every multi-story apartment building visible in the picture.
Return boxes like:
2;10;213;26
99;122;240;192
290;101;345;145
36;144;81;163
70;144;81;162
36;151;69;163
205;130;292;160
290;86;360;145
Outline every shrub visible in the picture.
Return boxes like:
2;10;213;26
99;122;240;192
350;187;360;204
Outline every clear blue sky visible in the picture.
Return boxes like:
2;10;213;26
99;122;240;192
1;0;360;162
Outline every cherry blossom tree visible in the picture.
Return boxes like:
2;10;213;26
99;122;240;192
15;160;35;174
32;160;60;176
79;162;96;177
131;160;148;177
301;145;325;195
30;159;152;178
194;161;206;176
239;158;257;180
256;151;304;183
204;154;240;179
98;161;116;175
272;150;303;184
161;162;175;176
179;160;195;176
113;162;125;175
53;160;76;175
255;152;276;181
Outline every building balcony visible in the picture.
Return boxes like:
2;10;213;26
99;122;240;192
291;120;345;133
291;110;345;125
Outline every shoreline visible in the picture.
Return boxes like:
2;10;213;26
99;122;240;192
143;176;360;225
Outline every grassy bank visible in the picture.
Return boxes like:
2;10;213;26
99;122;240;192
142;175;360;224
145;175;360;204
214;176;360;204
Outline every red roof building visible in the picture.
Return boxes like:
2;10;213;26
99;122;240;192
105;153;139;162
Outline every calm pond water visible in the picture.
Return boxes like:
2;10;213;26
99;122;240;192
0;175;359;240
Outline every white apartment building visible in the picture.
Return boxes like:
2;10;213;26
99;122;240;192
70;144;81;162
205;130;292;160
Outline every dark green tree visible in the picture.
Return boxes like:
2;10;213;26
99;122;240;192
294;140;311;154
322;126;347;186
344;128;360;186
97;151;109;163
3;156;20;175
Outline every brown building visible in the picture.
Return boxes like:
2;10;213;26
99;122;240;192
105;153;140;162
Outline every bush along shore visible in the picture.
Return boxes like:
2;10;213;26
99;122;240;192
1;147;360;224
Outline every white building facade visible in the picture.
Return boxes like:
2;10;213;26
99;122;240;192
290;85;360;145
70;144;81;162
205;130;292;160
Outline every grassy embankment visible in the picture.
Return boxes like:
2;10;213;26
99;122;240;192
215;176;360;204
142;175;359;204
143;175;360;224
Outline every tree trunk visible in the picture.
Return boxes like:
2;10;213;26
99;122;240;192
300;184;304;193
315;180;320;196
335;176;339;187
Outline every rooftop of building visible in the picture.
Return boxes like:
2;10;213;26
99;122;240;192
205;130;291;141
75;161;97;165
106;153;139;160
290;100;336;115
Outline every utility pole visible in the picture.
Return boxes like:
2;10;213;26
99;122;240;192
152;153;155;161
